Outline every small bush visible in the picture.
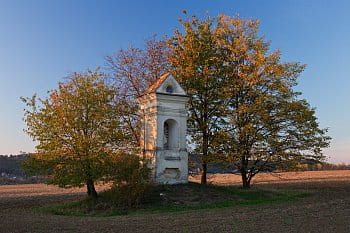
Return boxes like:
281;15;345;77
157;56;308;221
102;182;153;208
104;152;153;208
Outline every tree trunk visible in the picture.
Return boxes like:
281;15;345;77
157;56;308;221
201;162;207;185
241;172;250;189
201;131;209;185
240;156;250;189
86;179;98;198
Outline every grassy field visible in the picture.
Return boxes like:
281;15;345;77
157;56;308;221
1;170;350;233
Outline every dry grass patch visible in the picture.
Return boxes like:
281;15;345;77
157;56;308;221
189;170;350;186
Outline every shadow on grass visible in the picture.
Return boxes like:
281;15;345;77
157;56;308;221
37;182;310;217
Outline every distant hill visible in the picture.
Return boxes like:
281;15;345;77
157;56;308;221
0;154;27;176
0;154;45;185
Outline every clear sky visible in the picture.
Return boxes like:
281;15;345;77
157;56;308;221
0;0;349;163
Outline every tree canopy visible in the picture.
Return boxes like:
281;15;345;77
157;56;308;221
168;13;330;187
105;37;170;147
21;69;133;197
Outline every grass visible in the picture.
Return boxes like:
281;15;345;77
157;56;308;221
37;182;309;217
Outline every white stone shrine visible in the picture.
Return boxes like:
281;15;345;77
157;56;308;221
137;73;188;184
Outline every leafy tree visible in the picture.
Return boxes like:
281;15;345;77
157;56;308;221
168;13;330;187
168;13;229;184
21;69;131;198
213;15;330;188
105;37;170;147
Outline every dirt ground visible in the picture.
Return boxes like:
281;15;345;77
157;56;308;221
1;170;350;233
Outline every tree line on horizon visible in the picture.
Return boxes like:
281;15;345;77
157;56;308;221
0;154;46;184
1;153;348;186
20;12;331;198
2;154;348;178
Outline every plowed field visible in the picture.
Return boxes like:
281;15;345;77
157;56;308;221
1;170;350;233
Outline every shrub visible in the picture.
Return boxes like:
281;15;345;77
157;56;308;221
104;152;153;208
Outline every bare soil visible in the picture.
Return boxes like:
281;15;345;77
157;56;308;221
1;170;350;233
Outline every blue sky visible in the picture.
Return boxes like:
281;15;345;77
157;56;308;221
0;0;349;163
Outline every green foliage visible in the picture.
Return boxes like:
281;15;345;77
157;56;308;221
168;13;331;188
103;182;153;209
104;152;152;208
21;69;135;197
210;15;331;188
38;182;308;217
168;13;230;184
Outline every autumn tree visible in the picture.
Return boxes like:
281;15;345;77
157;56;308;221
21;69;132;198
105;37;170;148
168;13;330;187
214;15;330;188
168;13;229;184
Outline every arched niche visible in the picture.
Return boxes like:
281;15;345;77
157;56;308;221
163;119;179;149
